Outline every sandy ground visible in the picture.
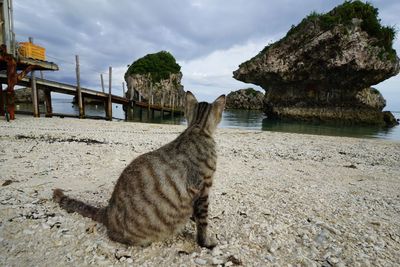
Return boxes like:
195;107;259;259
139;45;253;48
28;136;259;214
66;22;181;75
0;116;399;266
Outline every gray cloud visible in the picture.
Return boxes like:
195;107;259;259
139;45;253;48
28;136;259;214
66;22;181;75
12;0;400;108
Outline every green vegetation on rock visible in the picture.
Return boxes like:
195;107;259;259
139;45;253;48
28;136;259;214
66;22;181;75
125;51;181;83
282;1;396;60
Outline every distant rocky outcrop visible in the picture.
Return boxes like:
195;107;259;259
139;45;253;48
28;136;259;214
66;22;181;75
124;51;185;106
226;88;264;109
233;1;399;127
14;87;44;103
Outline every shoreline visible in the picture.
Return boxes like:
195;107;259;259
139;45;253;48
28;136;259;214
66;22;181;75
10;106;400;141
1;116;400;265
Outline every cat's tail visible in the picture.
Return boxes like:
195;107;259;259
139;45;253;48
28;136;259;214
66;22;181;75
53;188;107;224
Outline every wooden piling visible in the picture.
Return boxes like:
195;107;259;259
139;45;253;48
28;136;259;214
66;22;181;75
31;71;39;117
147;84;152;118
107;66;112;120
75;55;84;118
28;37;39;117
148;84;152;107
0;84;4;116
44;90;52;117
161;91;165;109
100;74;105;93
161;91;165;118
122;82;127;120
172;94;175;113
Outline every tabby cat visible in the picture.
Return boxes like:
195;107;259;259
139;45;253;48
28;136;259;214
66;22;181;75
53;91;225;248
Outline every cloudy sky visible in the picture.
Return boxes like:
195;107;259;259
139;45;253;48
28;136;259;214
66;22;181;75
13;0;400;110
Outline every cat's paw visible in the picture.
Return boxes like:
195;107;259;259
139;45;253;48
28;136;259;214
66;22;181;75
197;234;217;249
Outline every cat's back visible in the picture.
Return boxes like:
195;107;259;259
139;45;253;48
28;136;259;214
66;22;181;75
106;140;194;244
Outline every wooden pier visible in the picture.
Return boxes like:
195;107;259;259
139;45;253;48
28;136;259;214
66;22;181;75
0;72;183;120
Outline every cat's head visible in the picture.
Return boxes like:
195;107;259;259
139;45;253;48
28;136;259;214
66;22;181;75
184;91;225;134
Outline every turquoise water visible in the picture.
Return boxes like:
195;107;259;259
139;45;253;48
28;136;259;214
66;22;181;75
15;99;400;141
223;109;400;141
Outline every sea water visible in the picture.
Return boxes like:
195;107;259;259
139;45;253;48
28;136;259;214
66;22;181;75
14;99;400;141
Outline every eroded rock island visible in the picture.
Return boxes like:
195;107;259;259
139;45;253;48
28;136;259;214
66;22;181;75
226;88;264;110
233;1;399;127
124;51;185;106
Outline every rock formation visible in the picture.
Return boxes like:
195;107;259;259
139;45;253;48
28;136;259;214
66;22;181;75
125;73;184;106
233;1;399;127
226;88;264;109
124;51;185;107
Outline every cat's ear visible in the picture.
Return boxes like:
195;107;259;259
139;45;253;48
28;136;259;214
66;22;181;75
185;91;198;124
212;94;226;122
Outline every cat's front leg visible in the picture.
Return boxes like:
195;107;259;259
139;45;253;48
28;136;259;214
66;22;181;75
193;177;217;249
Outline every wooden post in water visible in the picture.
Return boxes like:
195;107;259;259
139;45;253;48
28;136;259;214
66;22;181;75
161;91;165;109
161;91;165;119
148;84;152;107
75;55;84;118
122;82;127;120
107;66;112;120
172;94;175;113
44;90;52;117
100;74;105;93
147;83;152;119
151;92;155;118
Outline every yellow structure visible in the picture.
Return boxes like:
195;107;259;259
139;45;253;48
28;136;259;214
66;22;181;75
18;42;46;60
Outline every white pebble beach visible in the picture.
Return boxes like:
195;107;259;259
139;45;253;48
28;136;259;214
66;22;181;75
0;115;399;266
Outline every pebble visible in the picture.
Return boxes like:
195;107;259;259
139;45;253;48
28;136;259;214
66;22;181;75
126;258;133;264
194;258;207;265
23;229;35;235
41;223;51;230
265;254;274;262
212;248;222;256
212;257;225;265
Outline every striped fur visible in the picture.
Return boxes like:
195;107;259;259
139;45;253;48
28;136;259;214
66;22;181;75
53;91;225;247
